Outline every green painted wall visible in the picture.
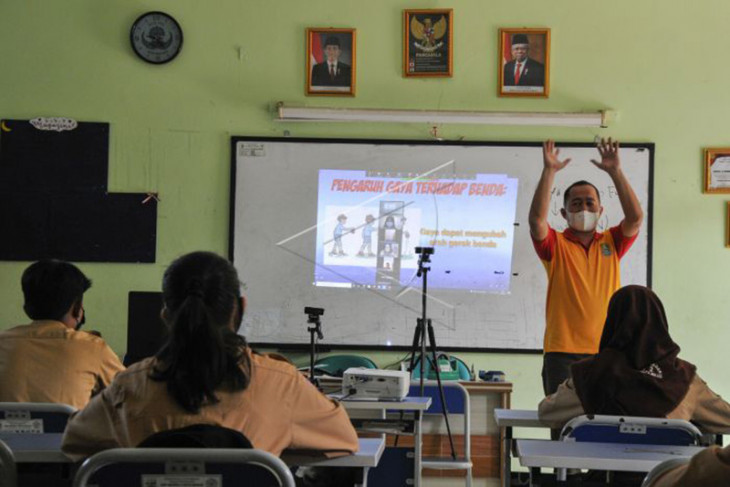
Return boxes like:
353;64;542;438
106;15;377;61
1;0;729;412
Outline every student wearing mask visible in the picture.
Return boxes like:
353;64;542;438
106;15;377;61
0;260;124;409
62;251;358;461
529;138;644;396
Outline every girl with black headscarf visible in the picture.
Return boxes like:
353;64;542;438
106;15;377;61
539;285;730;433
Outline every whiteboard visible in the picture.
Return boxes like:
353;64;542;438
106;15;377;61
230;137;652;352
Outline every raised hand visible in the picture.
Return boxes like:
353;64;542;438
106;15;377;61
591;137;621;174
543;140;571;172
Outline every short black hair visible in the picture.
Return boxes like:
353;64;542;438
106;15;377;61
21;260;91;321
563;180;601;207
324;36;341;48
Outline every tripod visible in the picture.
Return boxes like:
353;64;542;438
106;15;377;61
305;306;324;389
406;246;456;460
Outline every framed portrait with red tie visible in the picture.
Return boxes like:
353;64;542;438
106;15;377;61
498;28;550;97
306;28;356;96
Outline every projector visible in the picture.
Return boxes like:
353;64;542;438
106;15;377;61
342;368;410;401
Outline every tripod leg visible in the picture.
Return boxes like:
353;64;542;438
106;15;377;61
407;318;423;376
426;319;457;460
397;318;424;448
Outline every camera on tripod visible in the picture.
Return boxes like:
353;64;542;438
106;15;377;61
304;307;324;319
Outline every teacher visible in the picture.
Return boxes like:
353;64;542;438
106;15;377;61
529;138;644;396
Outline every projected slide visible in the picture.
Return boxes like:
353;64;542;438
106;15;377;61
314;169;519;293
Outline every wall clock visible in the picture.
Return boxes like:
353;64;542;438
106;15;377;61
130;11;183;64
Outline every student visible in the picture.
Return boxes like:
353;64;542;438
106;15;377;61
538;285;730;432
61;251;358;461
647;443;730;486
0;260;124;409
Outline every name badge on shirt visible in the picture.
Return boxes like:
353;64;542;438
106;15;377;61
600;243;612;256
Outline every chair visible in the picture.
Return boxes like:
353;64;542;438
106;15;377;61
0;402;76;433
0;439;17;487
560;414;702;446
409;381;472;487
313;354;377;377
73;448;295;487
556;415;702;483
641;457;690;487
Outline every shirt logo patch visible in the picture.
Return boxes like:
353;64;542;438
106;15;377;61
600;243;612;256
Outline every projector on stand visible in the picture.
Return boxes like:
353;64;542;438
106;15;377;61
342;368;410;401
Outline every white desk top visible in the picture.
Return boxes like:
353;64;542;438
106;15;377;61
332;395;432;411
0;433;70;463
516;439;705;472
281;437;385;468
493;409;547;428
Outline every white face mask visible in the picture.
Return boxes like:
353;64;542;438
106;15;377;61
567;210;599;232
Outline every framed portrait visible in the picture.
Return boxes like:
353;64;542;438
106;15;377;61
498;28;550;97
704;148;730;193
306;28;356;96
403;9;453;77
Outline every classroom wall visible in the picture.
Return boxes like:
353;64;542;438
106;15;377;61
1;0;729;412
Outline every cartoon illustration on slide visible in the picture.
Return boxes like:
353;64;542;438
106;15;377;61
357;214;376;257
329;214;354;256
315;170;518;292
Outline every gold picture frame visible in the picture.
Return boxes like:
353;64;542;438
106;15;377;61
704;148;730;193
403;9;453;77
498;28;550;97
306;28;356;96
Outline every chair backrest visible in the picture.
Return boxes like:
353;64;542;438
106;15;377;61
0;402;76;433
0;438;17;487
73;448;295;487
641;457;690;487
314;354;377;377
560;414;702;446
138;424;253;449
409;381;471;457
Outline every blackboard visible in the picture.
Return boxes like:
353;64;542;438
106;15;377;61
0;119;157;262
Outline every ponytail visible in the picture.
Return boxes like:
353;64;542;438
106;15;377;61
150;252;250;414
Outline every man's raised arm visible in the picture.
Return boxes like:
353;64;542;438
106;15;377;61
529;140;571;241
590;138;643;237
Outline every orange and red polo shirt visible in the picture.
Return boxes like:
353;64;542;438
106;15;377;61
532;225;637;354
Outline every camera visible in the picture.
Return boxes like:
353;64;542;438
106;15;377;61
415;246;434;255
304;307;324;317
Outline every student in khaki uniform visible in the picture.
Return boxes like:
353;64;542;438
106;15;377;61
538;286;730;433
647;444;730;486
62;251;358;461
0;260;124;410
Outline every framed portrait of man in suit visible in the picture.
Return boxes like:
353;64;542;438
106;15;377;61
498;28;550;97
403;9;453;77
306;28;356;96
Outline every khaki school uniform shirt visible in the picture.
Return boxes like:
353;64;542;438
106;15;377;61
61;349;359;461
649;444;730;486
0;321;124;410
537;374;730;433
